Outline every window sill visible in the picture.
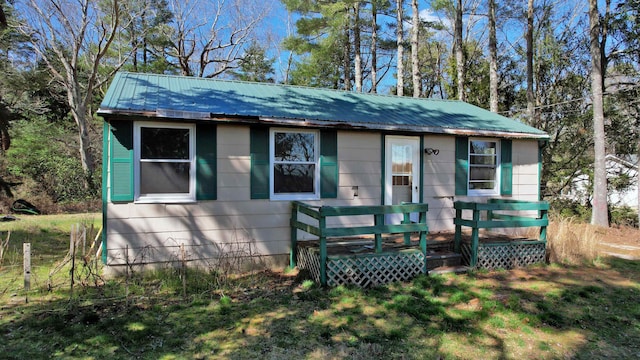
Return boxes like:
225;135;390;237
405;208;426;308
270;194;320;201
466;191;499;197
134;197;197;204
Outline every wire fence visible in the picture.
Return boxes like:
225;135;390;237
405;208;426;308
0;225;268;305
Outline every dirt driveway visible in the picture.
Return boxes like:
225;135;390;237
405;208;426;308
598;226;640;260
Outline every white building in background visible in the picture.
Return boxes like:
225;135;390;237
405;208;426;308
566;155;638;209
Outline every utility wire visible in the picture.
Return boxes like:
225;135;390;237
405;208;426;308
499;83;640;115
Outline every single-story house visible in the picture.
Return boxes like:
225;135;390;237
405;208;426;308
97;72;549;269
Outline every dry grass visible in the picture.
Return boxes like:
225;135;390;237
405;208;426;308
546;217;600;265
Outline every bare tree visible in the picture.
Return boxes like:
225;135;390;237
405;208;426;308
396;0;404;96
167;0;270;77
589;0;608;226
0;5;6;29
354;2;362;92
526;0;535;123
411;0;419;97
454;0;465;101
16;0;137;190
370;0;378;93
488;0;498;112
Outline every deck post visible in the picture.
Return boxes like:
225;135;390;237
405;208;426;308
374;214;383;253
402;210;411;245
319;210;328;286
470;208;480;267
419;210;428;273
539;208;548;242
290;202;298;268
454;206;462;253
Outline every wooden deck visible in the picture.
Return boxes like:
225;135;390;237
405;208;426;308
291;200;549;287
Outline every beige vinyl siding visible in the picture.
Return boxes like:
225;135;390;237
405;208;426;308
420;136;541;232
105;127;383;266
422;135;456;231
512;140;540;200
105;125;542;266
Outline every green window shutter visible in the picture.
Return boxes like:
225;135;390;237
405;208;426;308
250;127;270;199
501;139;513;195
320;130;338;198
455;136;468;196
109;120;134;202
196;123;217;200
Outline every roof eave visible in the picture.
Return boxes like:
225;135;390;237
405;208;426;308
96;109;549;140
257;116;550;140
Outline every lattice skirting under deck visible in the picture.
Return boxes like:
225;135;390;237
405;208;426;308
461;241;546;270
297;246;426;287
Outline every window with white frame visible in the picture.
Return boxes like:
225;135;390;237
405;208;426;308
270;129;319;200
468;139;500;194
135;122;195;202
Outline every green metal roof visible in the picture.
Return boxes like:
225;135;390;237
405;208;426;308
98;72;548;139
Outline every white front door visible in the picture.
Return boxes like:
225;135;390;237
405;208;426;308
385;136;420;224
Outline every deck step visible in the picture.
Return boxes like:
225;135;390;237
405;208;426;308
426;251;462;270
428;265;471;275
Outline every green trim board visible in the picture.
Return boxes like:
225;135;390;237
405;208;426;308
109;120;134;202
320;130;338;198
250;127;270;199
455;136;469;196
195;123;217;200
380;134;385;205
500;139;513;195
102;122;109;264
419;136;424;203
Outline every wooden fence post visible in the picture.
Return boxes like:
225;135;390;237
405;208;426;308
70;225;77;297
23;243;31;291
181;244;187;299
290;202;298;268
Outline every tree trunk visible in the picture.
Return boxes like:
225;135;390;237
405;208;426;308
344;17;351;91
371;1;377;93
454;0;464;101
411;0;420;98
488;0;498;112
589;0;609;227
526;0;535;124
396;0;404;96
354;3;362;92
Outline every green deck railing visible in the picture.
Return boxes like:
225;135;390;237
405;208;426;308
290;201;429;286
454;199;549;267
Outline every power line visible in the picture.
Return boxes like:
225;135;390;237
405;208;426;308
499;83;640;115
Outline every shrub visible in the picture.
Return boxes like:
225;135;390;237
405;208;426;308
609;206;638;228
5;117;100;208
548;198;591;222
